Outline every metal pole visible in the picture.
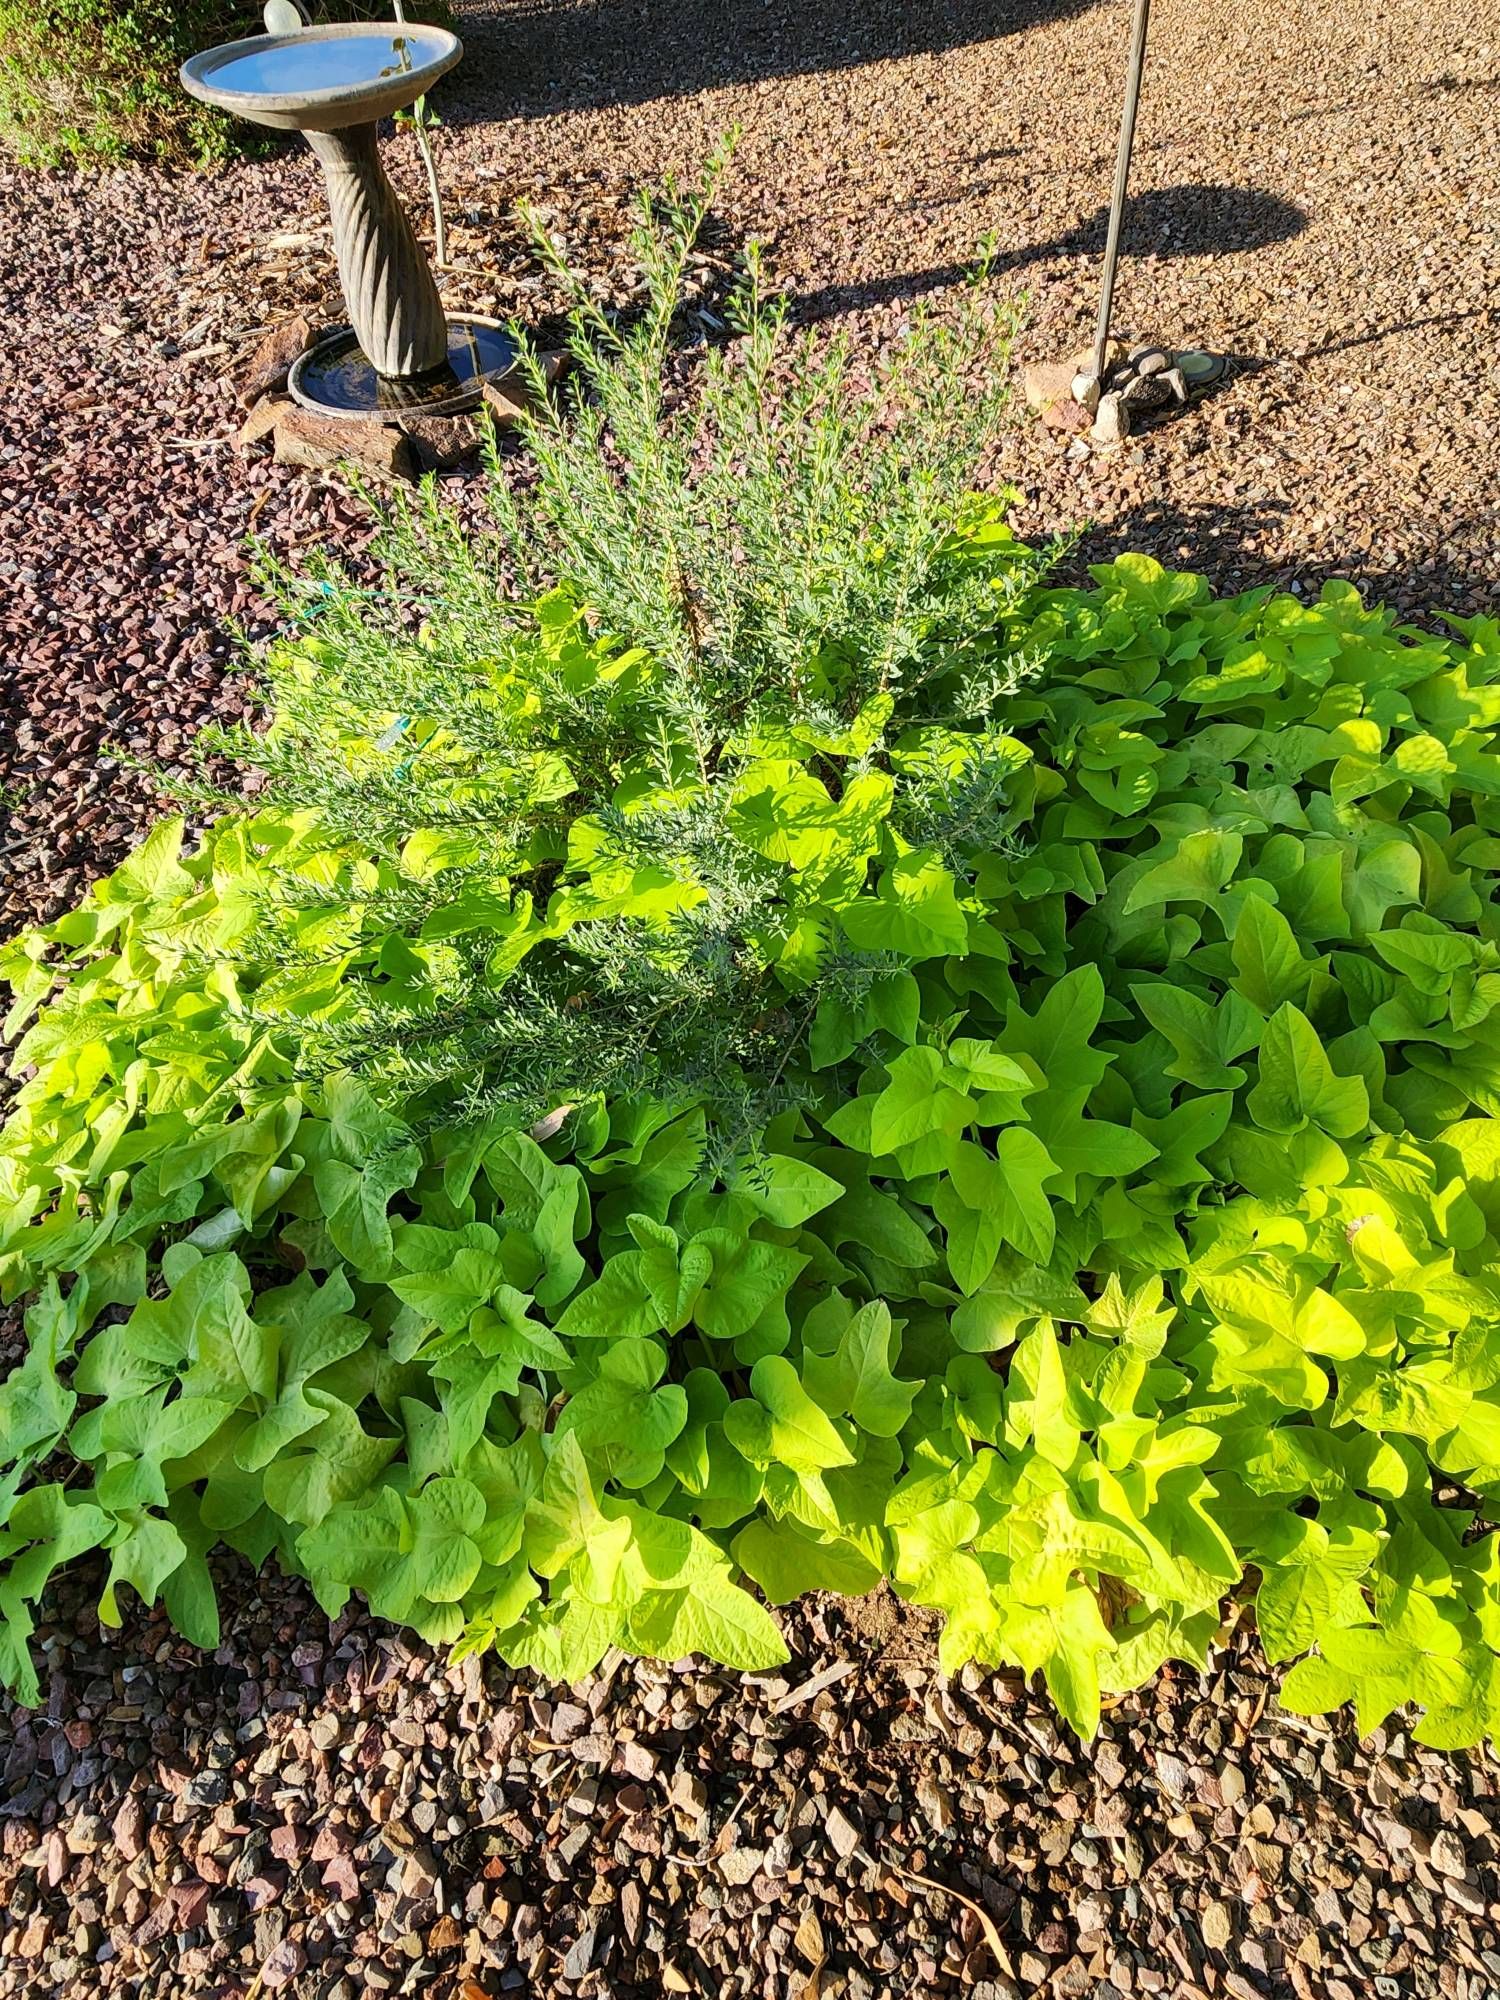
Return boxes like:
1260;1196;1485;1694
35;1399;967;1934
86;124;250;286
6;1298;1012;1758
1091;0;1151;382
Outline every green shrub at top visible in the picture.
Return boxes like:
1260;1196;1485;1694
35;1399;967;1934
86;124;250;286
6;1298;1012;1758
0;1;454;168
207;159;1038;1125
3;169;1500;1746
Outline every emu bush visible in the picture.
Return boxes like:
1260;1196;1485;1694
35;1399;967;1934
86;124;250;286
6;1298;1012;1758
3;170;1500;1743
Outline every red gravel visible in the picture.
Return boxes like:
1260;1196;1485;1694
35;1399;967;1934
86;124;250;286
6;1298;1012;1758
1;1560;1496;2000
0;162;365;932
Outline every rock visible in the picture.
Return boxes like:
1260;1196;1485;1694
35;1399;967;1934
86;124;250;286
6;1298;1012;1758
619;1740;659;1782
1074;1893;1109;1932
668;1769;707;1814
481;350;568;430
561;1924;597;1980
1121;373;1173;412
238;396;288;449
399;1846;442;1898
795;1912;826;1966
825;1806;863;1859
1090;392;1131;446
272;409;420;483
1154;1752;1192;1799
310;1825;353;1864
1070;370;1101;416
1201;1900;1232;1950
718;1846;765;1886
173;1881;213;1932
1022;359;1080;426
309;1713;340;1751
42;1830;68;1889
260;1939;307;1991
321;1854;361;1902
915;1775;955;1832
550;1701;591;1742
1160;366;1191;404
237;315;313;408
1428;1829;1466;1877
1131;344;1171;376
111;1796;146;1862
1442;1872;1486;1914
207;1897;239;1942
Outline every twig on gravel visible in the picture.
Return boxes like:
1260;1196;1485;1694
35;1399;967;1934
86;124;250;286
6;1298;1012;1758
879;1856;1017;1978
773;1659;856;1712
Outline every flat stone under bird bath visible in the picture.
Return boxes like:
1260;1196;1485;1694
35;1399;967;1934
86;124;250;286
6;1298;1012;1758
183;23;522;419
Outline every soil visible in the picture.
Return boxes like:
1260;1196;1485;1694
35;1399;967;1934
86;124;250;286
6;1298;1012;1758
2;1;1499;1994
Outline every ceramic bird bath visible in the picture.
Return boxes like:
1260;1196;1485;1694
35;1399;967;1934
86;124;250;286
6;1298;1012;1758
182;22;516;416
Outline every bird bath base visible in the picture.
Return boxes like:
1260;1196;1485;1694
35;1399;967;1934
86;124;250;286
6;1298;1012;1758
289;314;520;419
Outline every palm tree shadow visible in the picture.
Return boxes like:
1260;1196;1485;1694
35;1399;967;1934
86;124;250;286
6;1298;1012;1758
439;0;1107;123
788;183;1310;322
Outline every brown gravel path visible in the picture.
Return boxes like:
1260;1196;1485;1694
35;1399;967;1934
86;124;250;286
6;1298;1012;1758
2;1565;1496;2000
3;3;1500;1995
439;0;1499;608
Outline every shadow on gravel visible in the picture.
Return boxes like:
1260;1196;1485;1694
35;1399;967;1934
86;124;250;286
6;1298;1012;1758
442;0;1106;121
1286;69;1500;122
790;182;1309;322
1073;497;1500;626
1301;302;1500;362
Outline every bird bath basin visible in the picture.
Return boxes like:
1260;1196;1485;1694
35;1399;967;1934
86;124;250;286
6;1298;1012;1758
181;23;461;132
182;23;516;417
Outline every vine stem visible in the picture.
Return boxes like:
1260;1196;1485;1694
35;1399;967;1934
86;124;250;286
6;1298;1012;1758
393;0;449;269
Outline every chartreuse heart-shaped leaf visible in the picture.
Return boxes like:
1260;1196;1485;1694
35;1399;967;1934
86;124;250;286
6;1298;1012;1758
553;1337;688;1487
1248;1003;1370;1138
724;1356;856;1472
839;849;969;959
732;1515;882;1602
803;1301;919;1438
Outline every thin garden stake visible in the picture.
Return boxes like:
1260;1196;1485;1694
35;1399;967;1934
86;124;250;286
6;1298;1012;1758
1091;0;1152;382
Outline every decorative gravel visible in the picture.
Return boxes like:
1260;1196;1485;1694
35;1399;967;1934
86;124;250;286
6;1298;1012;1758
3;1566;1497;1999
3;2;1500;1994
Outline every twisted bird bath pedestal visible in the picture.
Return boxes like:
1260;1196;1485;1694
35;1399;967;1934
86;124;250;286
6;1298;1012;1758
182;23;516;417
